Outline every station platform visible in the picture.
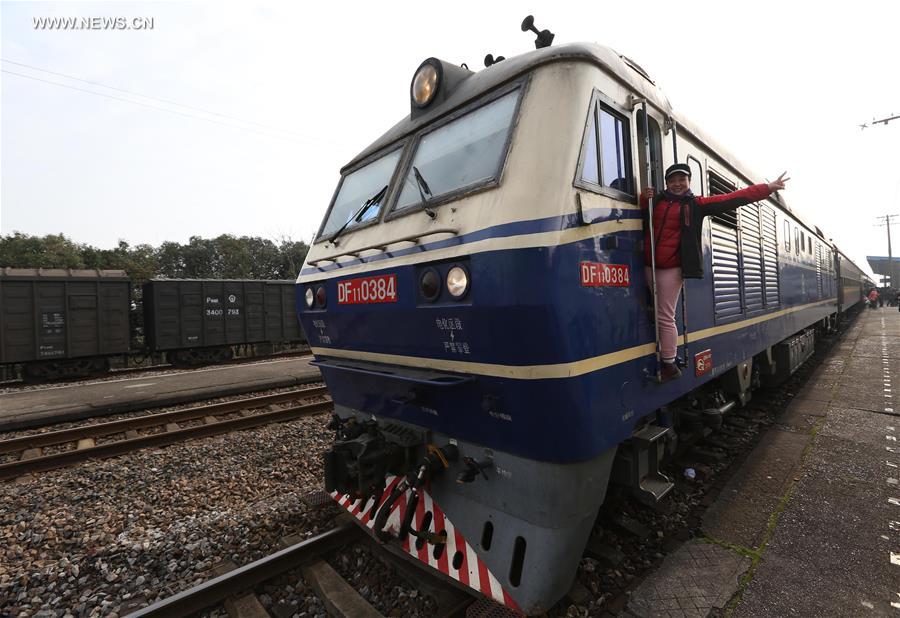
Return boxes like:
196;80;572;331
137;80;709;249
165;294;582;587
627;307;900;617
0;356;321;432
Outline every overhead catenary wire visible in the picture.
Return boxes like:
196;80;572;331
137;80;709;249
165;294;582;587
1;58;315;140
2;68;309;144
1;64;352;150
859;113;900;129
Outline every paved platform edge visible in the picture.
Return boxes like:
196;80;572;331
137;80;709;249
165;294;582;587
625;311;884;618
0;374;320;432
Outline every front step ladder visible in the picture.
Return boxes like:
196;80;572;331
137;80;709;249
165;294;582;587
613;424;674;505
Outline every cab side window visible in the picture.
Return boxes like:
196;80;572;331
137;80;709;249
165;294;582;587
576;92;634;197
636;108;663;192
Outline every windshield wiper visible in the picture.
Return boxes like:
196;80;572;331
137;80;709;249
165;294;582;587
412;166;436;219
329;185;388;246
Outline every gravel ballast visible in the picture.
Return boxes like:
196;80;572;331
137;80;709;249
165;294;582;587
1;415;342;616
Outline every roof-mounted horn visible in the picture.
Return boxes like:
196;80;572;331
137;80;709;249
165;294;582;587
521;15;554;49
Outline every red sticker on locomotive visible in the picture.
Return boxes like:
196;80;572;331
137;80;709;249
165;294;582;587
580;261;630;287
695;349;712;377
337;274;398;304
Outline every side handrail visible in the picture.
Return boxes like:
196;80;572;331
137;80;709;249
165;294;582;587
310;358;475;387
638;100;662;379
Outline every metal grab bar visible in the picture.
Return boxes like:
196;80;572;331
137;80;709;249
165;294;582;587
310;358;475;387
308;228;459;266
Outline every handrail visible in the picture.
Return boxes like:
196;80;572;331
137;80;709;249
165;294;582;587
308;228;459;266
310;358;475;387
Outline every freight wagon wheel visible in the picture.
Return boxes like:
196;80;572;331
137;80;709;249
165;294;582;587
91;357;110;375
169;350;198;367
214;347;234;363
22;358;107;381
22;362;53;382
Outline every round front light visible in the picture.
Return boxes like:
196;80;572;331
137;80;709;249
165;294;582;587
446;266;469;298
315;285;327;308
305;287;315;308
411;61;439;108
420;269;441;302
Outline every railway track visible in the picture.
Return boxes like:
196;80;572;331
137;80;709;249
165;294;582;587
0;385;331;480
126;523;364;617
125;518;478;618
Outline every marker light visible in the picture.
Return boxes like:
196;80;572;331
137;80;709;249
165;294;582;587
315;285;327;308
411;62;440;108
420;269;441;302
446;266;469;298
305;288;315;308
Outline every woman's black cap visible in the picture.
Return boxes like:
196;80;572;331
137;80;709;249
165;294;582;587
665;163;692;179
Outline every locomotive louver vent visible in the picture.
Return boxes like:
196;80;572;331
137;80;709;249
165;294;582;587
709;171;742;321
740;204;764;313
761;205;780;308
709;172;738;227
816;243;824;299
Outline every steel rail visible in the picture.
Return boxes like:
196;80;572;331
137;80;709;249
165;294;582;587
125;523;362;618
0;398;332;480
0;385;327;454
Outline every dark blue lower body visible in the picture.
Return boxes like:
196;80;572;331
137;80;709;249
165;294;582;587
300;231;837;463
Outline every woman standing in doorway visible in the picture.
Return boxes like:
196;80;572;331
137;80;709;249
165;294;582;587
641;164;790;382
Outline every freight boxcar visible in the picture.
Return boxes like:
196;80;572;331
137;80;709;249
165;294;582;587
141;279;303;365
0;272;306;380
0;268;131;379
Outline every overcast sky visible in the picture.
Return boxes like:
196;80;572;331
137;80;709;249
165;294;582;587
2;1;898;278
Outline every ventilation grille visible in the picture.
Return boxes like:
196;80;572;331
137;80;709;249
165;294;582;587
709;172;738;227
711;220;742;320
740;204;764;313
816;242;824;298
761;205;780;308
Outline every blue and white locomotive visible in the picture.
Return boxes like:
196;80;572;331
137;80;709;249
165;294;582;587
296;23;868;614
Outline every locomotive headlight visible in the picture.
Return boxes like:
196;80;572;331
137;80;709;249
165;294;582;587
305;287;315;308
446;266;469;298
315;285;327;308
411;61;440;108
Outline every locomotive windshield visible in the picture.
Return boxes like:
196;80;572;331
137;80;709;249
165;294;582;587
319;148;402;238
393;88;520;211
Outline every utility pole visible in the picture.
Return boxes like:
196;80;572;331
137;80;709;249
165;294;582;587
860;113;900;130
875;214;899;288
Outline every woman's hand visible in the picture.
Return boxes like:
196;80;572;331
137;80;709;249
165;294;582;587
641;187;656;200
767;171;790;191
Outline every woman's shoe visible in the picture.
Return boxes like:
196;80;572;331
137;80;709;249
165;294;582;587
659;361;682;383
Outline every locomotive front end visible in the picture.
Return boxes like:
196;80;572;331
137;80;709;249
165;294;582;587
296;48;646;614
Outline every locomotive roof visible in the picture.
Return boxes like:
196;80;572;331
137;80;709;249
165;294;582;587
344;42;832;249
346;43;740;178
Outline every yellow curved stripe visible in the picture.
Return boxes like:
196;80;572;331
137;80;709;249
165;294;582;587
310;299;836;380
